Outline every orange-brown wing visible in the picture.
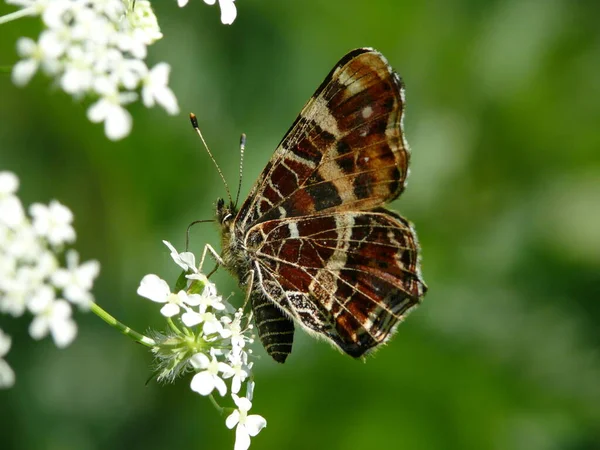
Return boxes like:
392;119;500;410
247;210;426;357
236;48;410;231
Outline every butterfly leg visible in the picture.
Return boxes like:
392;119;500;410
198;243;224;273
241;268;255;320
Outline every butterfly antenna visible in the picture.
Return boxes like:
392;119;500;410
189;113;233;206
185;219;215;251
234;133;246;208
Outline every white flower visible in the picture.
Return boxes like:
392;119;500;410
28;286;77;348
0;194;25;229
0;171;97;357
11;31;64;86
190;353;233;396
203;0;237;25
137;274;202;317
225;311;251;350
0;171;25;228
224;350;250;394
182;306;228;336
87;94;135;141
8;0;177;140
163;240;196;272
142;63;179;115
226;394;267;450
0;171;19;195
0;329;15;389
29;200;76;246
51;250;100;309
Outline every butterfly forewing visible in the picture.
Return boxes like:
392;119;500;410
236;48;409;229
219;48;426;363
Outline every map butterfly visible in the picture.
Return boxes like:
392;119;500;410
210;48;427;363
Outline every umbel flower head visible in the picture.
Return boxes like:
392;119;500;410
137;241;266;450
7;0;179;140
0;170;100;387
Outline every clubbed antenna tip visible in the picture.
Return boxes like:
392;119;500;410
189;113;199;128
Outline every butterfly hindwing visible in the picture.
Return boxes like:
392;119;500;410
247;211;425;357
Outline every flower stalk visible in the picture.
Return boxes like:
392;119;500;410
89;302;156;348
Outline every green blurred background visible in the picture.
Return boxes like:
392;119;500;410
1;0;599;449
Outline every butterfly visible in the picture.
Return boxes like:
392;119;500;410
212;48;427;363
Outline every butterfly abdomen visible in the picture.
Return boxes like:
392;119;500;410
251;294;294;363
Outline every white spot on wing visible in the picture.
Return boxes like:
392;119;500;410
289;222;299;239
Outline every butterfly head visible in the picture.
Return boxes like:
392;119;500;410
216;197;236;227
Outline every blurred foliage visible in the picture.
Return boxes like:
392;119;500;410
1;0;599;449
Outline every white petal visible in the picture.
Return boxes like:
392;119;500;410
104;104;132;141
162;240;178;254
213;375;227;396
178;252;196;271
219;0;237;25
225;410;240;429
51;317;77;348
245;415;267;436
0;331;11;357
0;359;15;388
156;87;179;115
231;376;241;394
150;62;170;85
203;0;216;5
203;318;224;336
52;299;72;320
190;371;215;396
178;0;189;6
234;425;251;450
0;171;19;194
0;196;25;227
29;316;49;340
28;285;55;314
160;302;180;317
181;311;203;327
162;241;189;270
246;380;255;401
217;362;234;377
137;274;170;303
12;59;38;86
184;293;202;306
190;352;210;369
87;99;109;123
16;37;36;57
76;260;100;286
234;395;252;412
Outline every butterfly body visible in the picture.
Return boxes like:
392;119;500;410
216;48;427;363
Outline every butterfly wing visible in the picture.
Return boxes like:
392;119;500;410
247;210;426;357
235;48;410;230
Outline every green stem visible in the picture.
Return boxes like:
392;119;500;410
0;6;37;25
90;302;156;348
208;394;224;415
167;317;183;336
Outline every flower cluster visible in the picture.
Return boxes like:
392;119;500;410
0;170;100;388
177;0;237;25
137;241;266;450
7;0;179;140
